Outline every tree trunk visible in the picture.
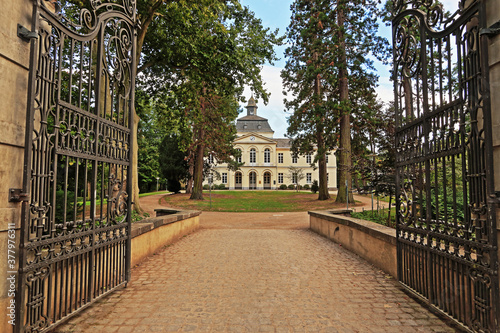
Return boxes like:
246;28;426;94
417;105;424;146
185;158;194;194
318;151;329;200
190;140;205;200
313;48;329;200
335;2;354;204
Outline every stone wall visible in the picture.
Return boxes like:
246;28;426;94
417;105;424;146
0;1;31;332
131;211;200;267
309;211;397;278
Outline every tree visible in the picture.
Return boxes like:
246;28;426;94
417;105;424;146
282;0;339;200
287;166;305;192
283;0;388;203
140;2;281;200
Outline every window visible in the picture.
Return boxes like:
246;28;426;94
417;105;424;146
208;154;214;164
306;154;312;164
292;174;297;184
222;173;227;184
235;172;242;184
250;148;256;163
278;153;283;163
236;148;242;163
264;148;270;163
307;173;312;184
327;173;329;182
292;156;298;164
326;155;329;164
264;172;271;184
278;173;283;184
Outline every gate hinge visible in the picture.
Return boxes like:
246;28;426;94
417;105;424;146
9;188;29;202
17;24;38;41
480;20;500;37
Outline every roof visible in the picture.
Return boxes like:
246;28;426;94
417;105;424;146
247;96;257;107
275;138;292;148
236;117;274;133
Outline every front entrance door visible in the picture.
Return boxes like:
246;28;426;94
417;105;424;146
249;172;257;190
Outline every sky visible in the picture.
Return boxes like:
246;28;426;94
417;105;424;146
238;0;461;138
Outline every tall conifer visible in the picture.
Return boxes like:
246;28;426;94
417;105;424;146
282;0;388;202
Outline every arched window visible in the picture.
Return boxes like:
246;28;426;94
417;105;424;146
264;148;270;163
236;148;242;163
250;148;256;163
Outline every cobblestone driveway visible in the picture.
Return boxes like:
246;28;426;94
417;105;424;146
55;213;456;332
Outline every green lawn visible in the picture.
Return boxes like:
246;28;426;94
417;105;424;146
159;190;356;212
139;191;169;198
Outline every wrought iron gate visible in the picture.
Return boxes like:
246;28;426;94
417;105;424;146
393;0;498;331
16;1;137;332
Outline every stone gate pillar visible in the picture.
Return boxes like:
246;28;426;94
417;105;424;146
0;1;31;332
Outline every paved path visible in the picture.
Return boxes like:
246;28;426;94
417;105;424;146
54;195;455;333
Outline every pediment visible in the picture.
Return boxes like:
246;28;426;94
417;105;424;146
234;133;276;145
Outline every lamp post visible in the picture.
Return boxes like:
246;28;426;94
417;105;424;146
156;177;159;192
368;153;377;216
208;173;213;209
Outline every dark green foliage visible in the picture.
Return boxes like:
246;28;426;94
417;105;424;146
136;89;165;193
159;134;189;190
279;184;288;190
311;180;319;194
167;179;182;194
218;184;227;190
288;184;295;190
303;184;310;190
351;208;396;228
55;190;83;224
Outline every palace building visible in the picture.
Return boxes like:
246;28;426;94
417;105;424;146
204;97;337;190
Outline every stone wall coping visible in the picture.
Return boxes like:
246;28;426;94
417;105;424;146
308;210;396;246
131;210;201;239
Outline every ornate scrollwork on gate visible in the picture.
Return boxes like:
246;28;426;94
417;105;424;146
18;1;137;332
393;0;498;331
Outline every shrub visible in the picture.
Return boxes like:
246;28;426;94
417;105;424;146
303;184;310;190
287;184;295;190
218;184;226;190
279;184;287;190
311;180;319;194
203;184;209;190
167;179;181;193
